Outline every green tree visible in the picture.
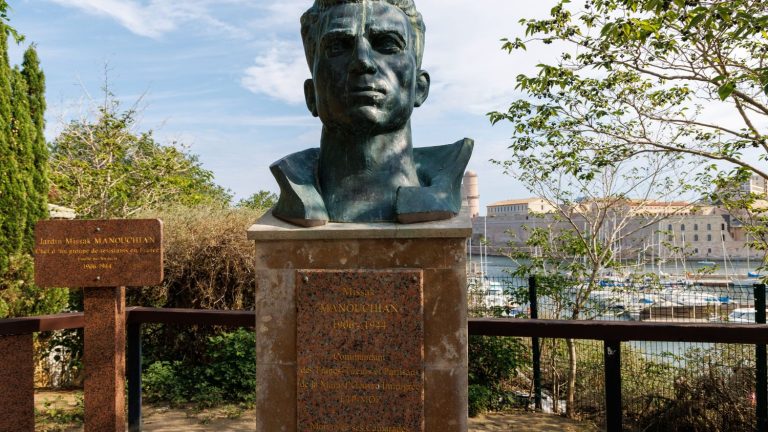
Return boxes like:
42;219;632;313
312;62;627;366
501;156;689;416
0;1;22;43
236;190;277;212
10;69;36;248
491;0;768;269
0;22;24;271
50;95;231;219
0;16;66;319
21;45;48;246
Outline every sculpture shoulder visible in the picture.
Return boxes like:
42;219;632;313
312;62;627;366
397;138;474;224
269;148;329;227
413;138;474;185
269;148;320;183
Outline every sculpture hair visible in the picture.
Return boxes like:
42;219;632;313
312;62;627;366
300;0;426;70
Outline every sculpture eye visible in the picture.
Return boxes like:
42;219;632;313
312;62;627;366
324;35;353;57
372;33;405;54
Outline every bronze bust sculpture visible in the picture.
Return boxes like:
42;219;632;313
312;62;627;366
270;0;473;227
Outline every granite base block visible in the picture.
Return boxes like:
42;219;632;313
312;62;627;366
0;334;35;432
250;210;470;432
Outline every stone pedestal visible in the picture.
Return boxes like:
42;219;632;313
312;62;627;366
84;287;126;432
248;208;471;432
0;334;35;432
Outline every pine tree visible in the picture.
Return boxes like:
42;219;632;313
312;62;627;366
0;22;20;273
21;45;48;248
0;24;46;271
0;10;67;319
10;68;35;249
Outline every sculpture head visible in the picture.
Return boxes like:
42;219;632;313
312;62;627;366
300;0;430;134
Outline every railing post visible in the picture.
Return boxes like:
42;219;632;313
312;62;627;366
755;284;767;432
604;340;622;432
127;322;142;432
528;275;542;411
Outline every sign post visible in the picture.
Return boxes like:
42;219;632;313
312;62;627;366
35;219;163;432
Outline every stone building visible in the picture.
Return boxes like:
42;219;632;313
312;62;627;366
471;198;761;261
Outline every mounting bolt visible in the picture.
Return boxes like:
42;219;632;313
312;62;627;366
95;227;102;233
412;276;418;283
302;276;309;283
95;276;102;282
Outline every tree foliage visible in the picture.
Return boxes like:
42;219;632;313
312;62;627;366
49;96;231;219
236;190;277;212
0;24;48;269
0;1;22;43
491;0;768;266
21;45;48;246
0;16;65;318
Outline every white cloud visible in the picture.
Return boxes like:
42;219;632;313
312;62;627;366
49;0;175;38
241;43;310;105
47;0;252;39
236;0;561;112
417;0;559;115
248;0;308;32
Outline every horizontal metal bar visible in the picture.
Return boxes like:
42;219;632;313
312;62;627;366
126;307;255;328
3;310;766;345
469;318;768;344
0;313;84;336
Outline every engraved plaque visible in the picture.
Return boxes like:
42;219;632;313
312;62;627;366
297;270;424;432
34;219;163;288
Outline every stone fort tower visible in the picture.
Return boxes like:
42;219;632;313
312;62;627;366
462;170;480;219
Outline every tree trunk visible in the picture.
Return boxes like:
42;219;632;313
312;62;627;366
565;337;577;418
551;338;559;414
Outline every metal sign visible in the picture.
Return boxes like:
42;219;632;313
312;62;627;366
34;219;163;288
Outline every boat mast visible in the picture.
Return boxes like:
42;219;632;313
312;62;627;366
721;225;729;281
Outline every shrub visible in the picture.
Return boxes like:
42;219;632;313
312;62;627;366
142;329;256;407
0;253;68;318
468;384;493;417
130;205;261;369
468;335;527;415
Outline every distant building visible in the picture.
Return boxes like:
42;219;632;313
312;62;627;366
472;197;761;261
487;198;556;217
741;174;768;197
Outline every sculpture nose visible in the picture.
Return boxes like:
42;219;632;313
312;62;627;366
349;37;376;74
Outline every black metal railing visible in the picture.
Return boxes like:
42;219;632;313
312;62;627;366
1;285;766;431
468;316;768;431
468;275;768;432
125;308;255;431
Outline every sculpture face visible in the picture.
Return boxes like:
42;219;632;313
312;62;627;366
305;1;430;134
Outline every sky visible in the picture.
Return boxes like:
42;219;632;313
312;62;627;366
6;0;563;215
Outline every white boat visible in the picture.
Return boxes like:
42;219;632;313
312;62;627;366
665;291;721;306
727;308;768;323
732;279;760;287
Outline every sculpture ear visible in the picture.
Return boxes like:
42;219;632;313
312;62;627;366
414;70;430;107
304;79;319;117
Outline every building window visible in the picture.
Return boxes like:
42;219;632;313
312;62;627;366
681;224;686;231
721;223;725;231
708;248;712;254
722;234;726;241
694;248;699;254
694;224;698;231
668;235;673;242
668;224;673;231
694;234;699;241
707;234;712;242
707;224;712;231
